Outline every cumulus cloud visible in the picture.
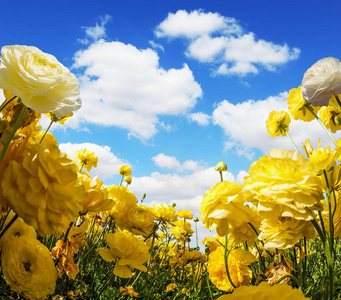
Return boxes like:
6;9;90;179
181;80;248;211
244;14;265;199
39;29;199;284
188;112;211;126
72;39;202;140
152;153;205;172
212;92;341;159
59;142;128;181
155;10;300;76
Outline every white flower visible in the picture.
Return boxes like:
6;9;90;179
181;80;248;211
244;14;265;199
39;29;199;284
0;45;81;117
301;57;341;106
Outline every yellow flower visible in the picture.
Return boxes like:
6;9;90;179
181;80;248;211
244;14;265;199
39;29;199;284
166;283;178;292
119;164;132;176
171;219;194;243
177;209;193;220
0;211;36;250
120;286;139;297
266;110;291;137
151;203;177;224
75;149;98;171
0;45;82;117
242;149;323;221
200;181;252;236
123;205;156;237
98;230;149;278
287;86;319;121
1;142;84;236
124;175;132;185
259;217;315;250
1;236;57;300
181;250;206;264
216;281;310;300
322;191;341;238
309;146;337;171
108;185;138;207
207;247;256;292
215;161;227;172
79;173;114;214
202;236;224;253
45;111;73;124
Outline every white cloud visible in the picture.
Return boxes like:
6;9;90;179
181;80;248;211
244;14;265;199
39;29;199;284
155;10;242;39
72;39;202;140
212;92;341;158
156;10;300;76
59;142;128;181
236;170;249;184
188;112;211;126
149;40;165;52
78;15;112;44
151;153;205;173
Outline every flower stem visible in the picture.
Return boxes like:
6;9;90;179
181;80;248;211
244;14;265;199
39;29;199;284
224;235;236;289
0;214;18;239
0;96;17;112
329;101;341;115
306;105;338;148
0;103;27;163
39;119;54;144
286;131;299;152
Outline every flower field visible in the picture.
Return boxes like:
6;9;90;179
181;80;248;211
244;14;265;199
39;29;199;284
0;45;341;299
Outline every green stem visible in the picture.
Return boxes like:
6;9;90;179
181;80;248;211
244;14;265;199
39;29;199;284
0;103;27;163
219;171;223;182
329;101;341;115
0;214;18;239
286;131;299;152
276;274;300;286
310;218;326;246
334;94;341;108
39;119;54;144
206;273;213;300
224;235;236;289
0;96;17;112
306;105;338;147
119;175;124;186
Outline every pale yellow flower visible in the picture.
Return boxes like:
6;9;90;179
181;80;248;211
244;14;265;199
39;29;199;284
216;281;310;300
98;230;149;278
1;142;84;236
266;110;291;137
0;45;81;117
309;145;337;171
242;149;324;221
45;111;73;124
1;236;57;300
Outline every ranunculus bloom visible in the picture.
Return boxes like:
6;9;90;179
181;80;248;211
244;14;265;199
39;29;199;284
151;203;177;224
318;95;341;133
1;236;57;300
0;45;82;117
301;57;341;107
98;230;149;278
207;247;256;292
309;145;337;171
287;86;319;121
75;149;98;171
119;165;132;176
177;209;193;220
200;181;252;236
259;217;315;250
266;110;291;137
1;142;84;236
242;149;324;221
216;281;310;300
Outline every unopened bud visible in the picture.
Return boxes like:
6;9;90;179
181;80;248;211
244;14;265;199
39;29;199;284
215;161;227;172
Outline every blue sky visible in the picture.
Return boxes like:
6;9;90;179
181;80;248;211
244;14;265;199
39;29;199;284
2;0;341;241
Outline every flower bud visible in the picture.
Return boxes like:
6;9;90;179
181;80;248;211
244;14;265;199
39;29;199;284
214;161;227;172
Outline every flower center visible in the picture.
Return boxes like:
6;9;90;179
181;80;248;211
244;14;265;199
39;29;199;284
23;261;31;272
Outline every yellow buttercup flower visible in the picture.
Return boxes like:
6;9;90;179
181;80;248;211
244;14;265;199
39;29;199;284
202;236;225;253
124;175;132;185
45;111;73;124
166;283;178;292
259;217;315;250
1;142;84;236
98;230;149;278
216;281;310;300
151;203;177;224
200;181;252;236
287;86;319;121
108;185;138;207
207;247;256;292
242;149;324;221
1;236;57;300
0;45;82;117
171;219;194;243
0;211;36;250
79;173;115;214
119;164;132;176
181;250;206;264
177;209;193;220
309;145;338;171
120;286;139;297
75;149;98;171
266;110;291;137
